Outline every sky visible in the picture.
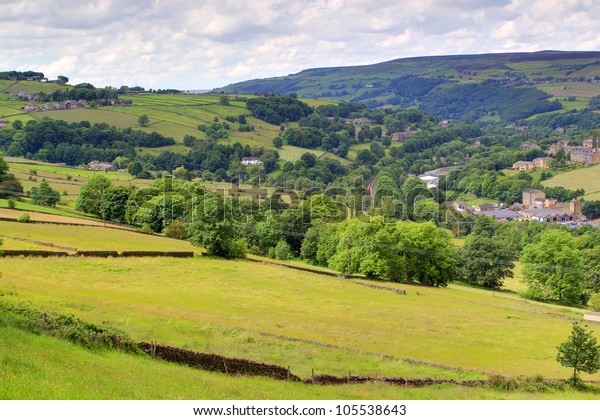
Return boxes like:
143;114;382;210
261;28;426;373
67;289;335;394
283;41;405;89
2;0;600;90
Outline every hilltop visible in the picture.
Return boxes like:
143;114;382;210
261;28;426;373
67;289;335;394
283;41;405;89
221;50;600;121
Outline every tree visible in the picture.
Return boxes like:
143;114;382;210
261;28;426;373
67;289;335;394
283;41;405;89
99;185;131;223
457;236;516;289
556;322;600;385
582;200;600;220
188;192;242;258
138;114;150;127
57;75;69;83
76;175;112;215
30;180;60;206
219;95;230;106
164;219;189;240
521;230;584;304
172;165;191;180
272;136;283;149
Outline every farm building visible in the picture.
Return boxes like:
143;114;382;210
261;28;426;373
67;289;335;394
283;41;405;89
241;157;263;166
584;312;600;323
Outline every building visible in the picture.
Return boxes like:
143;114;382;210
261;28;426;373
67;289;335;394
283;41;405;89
241;157;263;165
479;209;524;222
533;157;551;169
584;312;600;324
391;131;418;142
569;146;600;165
533;197;558;209
418;174;439;189
570;199;582;216
87;160;118;171
0;121;8;129
473;203;499;213
23;104;38;112
520;140;541;150
549;139;570;154
523;189;545;208
512;161;534;171
519;208;575;223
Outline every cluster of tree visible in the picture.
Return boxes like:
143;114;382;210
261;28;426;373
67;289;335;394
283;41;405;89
0;119;174;166
443;164;583;205
0;153;24;198
37;83;118;103
419;80;563;122
302;218;456;285
76;175;132;224
30;179;61;207
0;71;45;80
582;200;600;220
246;95;313;125
524;109;600;131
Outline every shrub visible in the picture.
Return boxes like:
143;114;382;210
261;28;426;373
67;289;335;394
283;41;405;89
0;300;139;353
164;219;189;240
17;213;30;223
138;224;154;234
7;197;16;209
588;293;600;312
229;238;248;259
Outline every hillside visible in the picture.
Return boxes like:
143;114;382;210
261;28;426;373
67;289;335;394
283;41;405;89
221;50;600;121
1;220;598;380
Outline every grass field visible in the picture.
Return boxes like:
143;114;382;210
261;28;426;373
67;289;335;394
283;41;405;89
0;249;596;380
541;164;600;200
0;220;194;252
4;327;595;400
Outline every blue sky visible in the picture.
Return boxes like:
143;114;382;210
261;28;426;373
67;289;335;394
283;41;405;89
1;0;599;89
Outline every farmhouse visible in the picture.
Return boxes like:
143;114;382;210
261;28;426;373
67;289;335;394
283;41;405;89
520;140;541;150
24;104;39;112
87;160;118;171
512;160;534;171
241;157;263;166
391;131;418;141
533;157;551;169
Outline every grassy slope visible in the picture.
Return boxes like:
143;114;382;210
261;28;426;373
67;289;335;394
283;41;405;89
541;164;600;200
1;90;329;159
1;252;597;380
4;327;595;400
0;220;195;252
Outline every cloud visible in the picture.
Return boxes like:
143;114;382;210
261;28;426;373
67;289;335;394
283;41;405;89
0;0;599;89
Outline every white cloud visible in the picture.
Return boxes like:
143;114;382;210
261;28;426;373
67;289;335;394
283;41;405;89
0;0;599;89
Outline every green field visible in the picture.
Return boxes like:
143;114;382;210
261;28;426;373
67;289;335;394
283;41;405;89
4;327;595;399
0;220;195;252
0;249;596;380
542;164;600;201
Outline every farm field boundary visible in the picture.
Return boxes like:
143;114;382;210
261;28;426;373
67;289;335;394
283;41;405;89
0;250;194;258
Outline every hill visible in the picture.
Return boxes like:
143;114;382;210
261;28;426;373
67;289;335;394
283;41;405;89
221;50;600;122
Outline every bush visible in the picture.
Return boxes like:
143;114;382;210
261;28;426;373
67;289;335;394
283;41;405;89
589;293;600;311
17;213;30;223
273;240;291;261
164;219;189;240
228;238;248;259
7;197;16;209
0;300;139;353
138;224;154;234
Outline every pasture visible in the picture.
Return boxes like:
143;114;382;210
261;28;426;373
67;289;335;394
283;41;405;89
0;250;596;380
0;220;193;252
542;164;600;200
3;327;594;399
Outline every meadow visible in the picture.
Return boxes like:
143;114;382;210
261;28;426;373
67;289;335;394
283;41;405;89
4;327;595;399
0;251;596;381
542;164;600;201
